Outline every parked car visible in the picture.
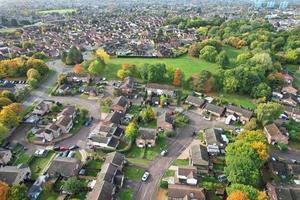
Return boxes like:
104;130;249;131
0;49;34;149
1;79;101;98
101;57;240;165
60;146;69;151
53;145;60;151
142;171;150;182
160;150;168;156
69;145;79;150
218;174;227;182
79;169;86;175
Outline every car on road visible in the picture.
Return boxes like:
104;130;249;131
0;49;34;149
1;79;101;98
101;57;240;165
84;117;93;127
60;146;69;151
53;145;60;151
141;171;150;182
160;150;168;156
69;145;79;150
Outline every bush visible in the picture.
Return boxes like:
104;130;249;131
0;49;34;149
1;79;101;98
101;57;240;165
160;180;168;189
165;130;176;138
277;142;288;151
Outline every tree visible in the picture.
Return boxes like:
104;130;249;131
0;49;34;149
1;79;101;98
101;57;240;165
250;52;273;71
95;49;109;65
140;106;155;123
199;45;218;62
0;181;9;200
173;68;183;86
125;122;138;140
237;52;252;64
7;184;28;200
251;83;271;98
0;103;22;128
225;140;261;186
197;27;208;36
256;102;283;125
244;118;258;131
1;90;15;102
0;123;8;144
27;78;39;89
227;184;260;200
0;97;12;109
216;50;229;68
223;76;239;93
62;46;83;65
62;177;85;194
188;44;201;57
26;68;41;80
26;58;49;76
227;190;249;200
189;71;212;92
73;64;84;73
88;59;105;75
160;95;168;107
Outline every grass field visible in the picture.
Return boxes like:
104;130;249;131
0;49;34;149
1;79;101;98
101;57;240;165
107;54;220;79
216;93;256;110
123;166;145;181
29;151;55;180
118;188;135;200
38;8;77;14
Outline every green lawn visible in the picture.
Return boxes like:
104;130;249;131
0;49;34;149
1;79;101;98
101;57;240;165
29;151;55;180
38;8;77;14
163;169;175;178
126;158;151;168
216;93;256;110
85;160;103;177
118;188;135;200
14;153;31;165
37;190;58;200
123;166;145;181
172;159;189;166
107;54;220;79
127;105;142;117
145;135;168;160
125;145;146;159
141;119;157;129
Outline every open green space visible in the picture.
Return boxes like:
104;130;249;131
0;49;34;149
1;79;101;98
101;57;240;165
29;151;55;180
172;159;189;166
126;158;151;168
216;93;256;110
38;8;77;15
107;54;220;79
118;188;135;200
123;166;145;181
14;153;31;165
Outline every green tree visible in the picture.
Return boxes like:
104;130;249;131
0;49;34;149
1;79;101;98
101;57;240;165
7;184;28;200
199;45;218;62
251;83;271;98
256;102;283;125
140;106;155;123
0;97;12;109
62;177;85;194
62;46;83;65
0;123;8;144
26;68;41;80
27;78;39;89
188;43;201;57
88;59;105;75
216;50;229;68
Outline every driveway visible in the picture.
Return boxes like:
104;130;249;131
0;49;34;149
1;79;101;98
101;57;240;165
134;110;233;200
269;149;300;162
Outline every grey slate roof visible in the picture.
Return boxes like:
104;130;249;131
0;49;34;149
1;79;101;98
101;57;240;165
204;128;224;146
137;128;157;140
190;144;209;166
226;104;253;119
47;157;80;177
204;103;224;115
185;95;206;107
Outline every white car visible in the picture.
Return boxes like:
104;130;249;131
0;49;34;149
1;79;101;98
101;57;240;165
141;171;150;182
160;150;168;156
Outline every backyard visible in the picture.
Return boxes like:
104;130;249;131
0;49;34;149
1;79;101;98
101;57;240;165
118;188;135;200
29;151;55;180
123;166;145;181
84;160;103;177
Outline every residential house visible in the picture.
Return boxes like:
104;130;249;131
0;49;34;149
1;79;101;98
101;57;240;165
203;103;225;118
185;95;206;108
85;153;125;200
118;77;136;96
204;128;227;155
88;124;123;150
47;157;80;177
85;180;115;200
0;148;12;165
56;115;73;133
175;166;198;185
189;145;210;174
281;94;298;107
268;160;288;178
103;111;123;125
59;105;76;119
277;71;294;84
157;111;174;132
56;84;70;94
225;105;253;122
266;182;300;200
146;83;176;96
284;106;300;122
288;163;300;184
282;85;298;96
66;72;91;83
0;164;31;185
27;175;48;200
110;96;129;113
168;184;206;200
136;128;157;148
31;100;56;116
264;123;289;145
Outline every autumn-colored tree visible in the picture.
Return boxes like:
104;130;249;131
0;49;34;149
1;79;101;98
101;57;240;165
250;141;269;161
257;191;268;200
73;64;84;73
0;103;23;128
95;49;109;65
26;68;41;80
125;122;138;140
0;97;12;109
227;190;249;200
173;68;182;86
0;181;9;200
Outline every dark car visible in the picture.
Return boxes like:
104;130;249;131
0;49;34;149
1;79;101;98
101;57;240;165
53;145;60;151
69;145;79;150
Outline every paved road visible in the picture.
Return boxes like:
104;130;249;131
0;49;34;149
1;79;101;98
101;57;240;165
270;149;300;162
134;110;233;200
